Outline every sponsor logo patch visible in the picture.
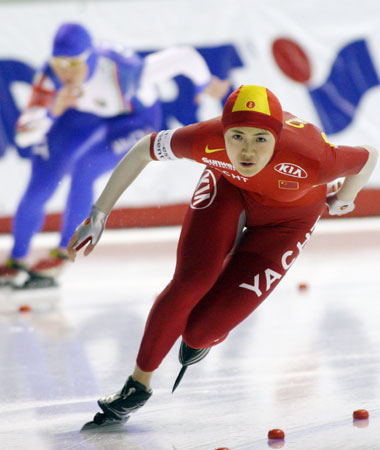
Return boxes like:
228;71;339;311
274;163;308;178
190;169;217;209
202;157;235;171
205;145;225;154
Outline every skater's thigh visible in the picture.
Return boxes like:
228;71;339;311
71;142;118;183
183;216;320;347
20;157;70;203
105;104;161;157
46;110;103;161
74;111;161;183
172;168;245;287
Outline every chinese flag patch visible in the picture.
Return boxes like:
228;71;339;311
278;180;299;190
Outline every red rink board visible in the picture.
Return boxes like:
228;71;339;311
0;188;379;233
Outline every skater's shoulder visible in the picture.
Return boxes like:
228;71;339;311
278;111;332;161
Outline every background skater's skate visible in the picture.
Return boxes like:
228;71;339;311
0;257;57;290
30;248;69;279
82;376;152;430
12;263;57;290
12;248;69;289
12;272;58;290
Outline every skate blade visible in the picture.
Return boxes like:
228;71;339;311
172;365;188;393
81;415;130;432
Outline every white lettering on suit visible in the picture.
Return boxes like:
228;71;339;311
222;171;249;183
239;217;320;296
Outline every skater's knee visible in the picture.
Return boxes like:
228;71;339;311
23;182;58;206
183;323;214;349
183;326;228;349
183;310;230;348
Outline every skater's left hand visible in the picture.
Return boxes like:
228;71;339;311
67;206;108;261
326;193;355;216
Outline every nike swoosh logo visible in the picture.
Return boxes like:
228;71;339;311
205;145;225;153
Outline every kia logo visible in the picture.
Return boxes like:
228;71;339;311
274;163;308;178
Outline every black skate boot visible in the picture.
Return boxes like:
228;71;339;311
172;340;211;393
0;257;57;290
81;376;152;430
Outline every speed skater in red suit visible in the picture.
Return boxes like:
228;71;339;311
67;84;378;429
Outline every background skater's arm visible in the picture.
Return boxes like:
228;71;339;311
67;134;153;259
15;71;56;148
327;145;378;215
15;71;80;148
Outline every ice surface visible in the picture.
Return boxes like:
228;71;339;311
0;218;379;449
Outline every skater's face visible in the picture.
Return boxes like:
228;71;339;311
50;55;89;86
224;126;276;177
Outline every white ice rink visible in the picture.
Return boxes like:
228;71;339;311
0;218;379;450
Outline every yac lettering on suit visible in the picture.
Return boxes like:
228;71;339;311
239;218;319;297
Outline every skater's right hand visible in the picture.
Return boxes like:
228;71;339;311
67;206;108;261
325;193;355;216
50;84;82;117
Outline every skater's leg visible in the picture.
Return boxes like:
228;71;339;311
59;143;109;249
11;162;67;260
28;144;105;277
136;170;246;372
0;120;100;280
182;205;324;348
10;112;102;261
132;366;154;389
59;110;157;249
